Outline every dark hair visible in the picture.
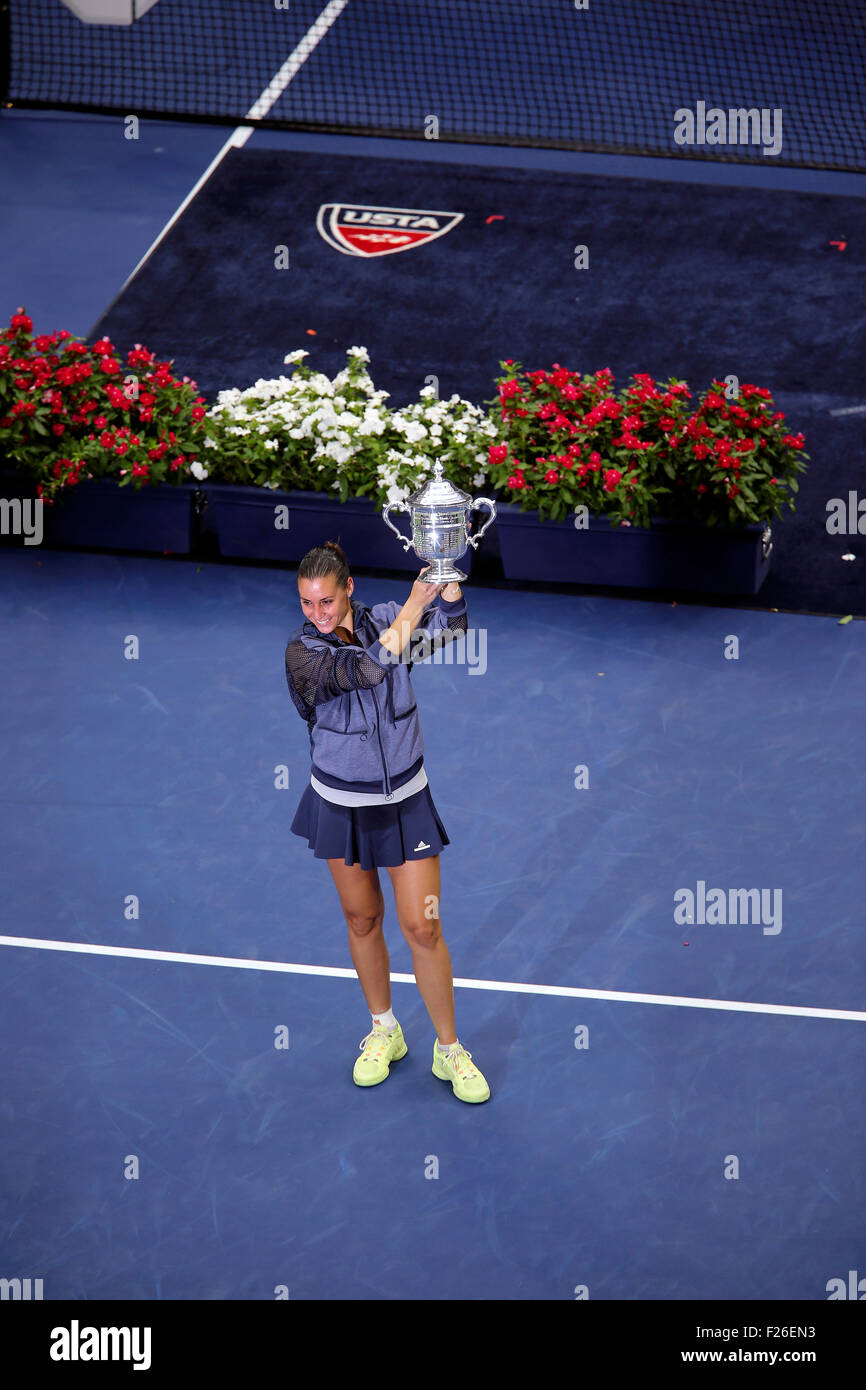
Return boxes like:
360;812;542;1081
297;539;351;591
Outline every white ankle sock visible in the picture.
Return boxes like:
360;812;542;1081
372;1007;397;1030
437;1038;459;1055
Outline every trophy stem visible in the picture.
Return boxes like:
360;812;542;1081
421;559;467;583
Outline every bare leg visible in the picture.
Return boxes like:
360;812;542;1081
326;859;391;1016
386;856;457;1045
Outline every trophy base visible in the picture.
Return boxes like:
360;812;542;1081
419;562;467;583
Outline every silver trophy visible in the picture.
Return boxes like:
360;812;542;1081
382;460;497;583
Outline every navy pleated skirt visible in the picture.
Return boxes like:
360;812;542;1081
291;780;450;869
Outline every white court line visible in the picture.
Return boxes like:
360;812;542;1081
115;0;353;297
1;935;863;1023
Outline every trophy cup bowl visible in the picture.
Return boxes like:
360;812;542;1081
382;460;497;583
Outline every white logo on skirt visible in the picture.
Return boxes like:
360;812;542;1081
414;841;431;852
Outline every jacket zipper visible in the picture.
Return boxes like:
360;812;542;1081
369;680;393;798
321;608;394;799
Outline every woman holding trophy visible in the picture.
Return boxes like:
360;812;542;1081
284;464;495;1104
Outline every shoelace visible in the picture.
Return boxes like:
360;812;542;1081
441;1045;476;1078
358;1026;395;1057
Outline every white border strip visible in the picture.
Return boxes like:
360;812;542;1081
1;936;863;1022
115;0;353;295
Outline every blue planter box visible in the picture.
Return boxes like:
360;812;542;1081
203;483;476;575
0;470;196;554
494;502;773;594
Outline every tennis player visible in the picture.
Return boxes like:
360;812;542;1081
285;539;490;1104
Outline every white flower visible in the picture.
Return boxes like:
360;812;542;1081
283;350;309;365
347;346;370;362
400;420;428;443
473;472;487;488
189;460;209;480
357;412;386;436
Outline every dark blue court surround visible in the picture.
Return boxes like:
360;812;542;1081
84;146;866;617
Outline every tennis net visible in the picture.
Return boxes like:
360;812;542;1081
3;0;864;171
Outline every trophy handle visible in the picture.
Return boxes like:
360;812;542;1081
467;497;497;549
382;501;414;552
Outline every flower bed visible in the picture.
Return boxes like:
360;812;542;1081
482;359;808;529
0;306;810;586
0;308;209;507
200;345;497;514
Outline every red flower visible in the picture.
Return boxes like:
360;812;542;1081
544;469;560;484
603;468;622;492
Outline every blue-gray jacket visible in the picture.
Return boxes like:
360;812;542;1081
285;592;467;799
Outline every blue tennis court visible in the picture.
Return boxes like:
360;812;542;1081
1;0;865;1332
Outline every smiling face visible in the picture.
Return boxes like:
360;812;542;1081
298;572;354;632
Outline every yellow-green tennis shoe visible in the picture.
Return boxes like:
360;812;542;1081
353;1022;408;1086
432;1040;491;1103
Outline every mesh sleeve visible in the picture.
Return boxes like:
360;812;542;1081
285;638;387;725
441;608;468;636
405;604;468;665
